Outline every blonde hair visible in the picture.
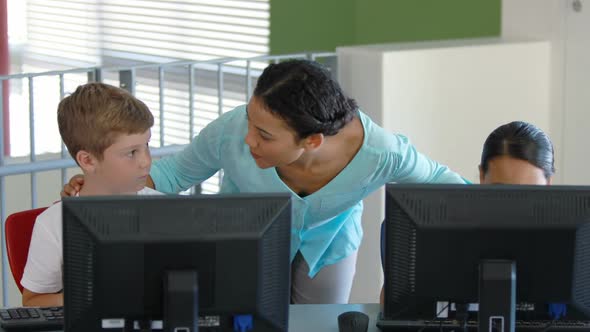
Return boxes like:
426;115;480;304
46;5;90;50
57;82;154;162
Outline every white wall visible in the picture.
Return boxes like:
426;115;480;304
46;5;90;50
559;0;590;184
502;0;590;185
337;38;551;303
502;0;567;184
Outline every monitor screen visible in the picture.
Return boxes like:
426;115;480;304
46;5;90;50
382;184;590;324
62;193;292;332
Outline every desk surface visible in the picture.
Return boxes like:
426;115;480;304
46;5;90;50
0;303;382;332
289;303;381;331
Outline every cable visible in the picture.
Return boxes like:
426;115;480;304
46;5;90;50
454;303;469;332
417;302;450;332
541;302;566;332
538;319;555;332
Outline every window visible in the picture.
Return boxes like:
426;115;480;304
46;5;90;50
8;0;270;194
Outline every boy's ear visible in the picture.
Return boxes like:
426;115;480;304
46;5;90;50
303;133;324;150
76;150;98;173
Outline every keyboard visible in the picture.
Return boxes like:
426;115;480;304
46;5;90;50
377;318;590;331
0;306;63;331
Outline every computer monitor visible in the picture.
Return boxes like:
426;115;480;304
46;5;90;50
381;184;590;331
62;193;292;332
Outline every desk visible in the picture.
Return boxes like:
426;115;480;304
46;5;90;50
0;303;382;331
289;303;381;331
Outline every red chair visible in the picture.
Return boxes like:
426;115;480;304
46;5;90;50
5;207;48;293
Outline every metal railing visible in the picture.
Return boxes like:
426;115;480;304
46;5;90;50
0;51;337;306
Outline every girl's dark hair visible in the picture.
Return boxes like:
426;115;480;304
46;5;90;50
481;121;555;179
253;59;358;139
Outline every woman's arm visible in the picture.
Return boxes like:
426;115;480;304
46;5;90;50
386;134;467;184
63;174;156;197
150;109;236;193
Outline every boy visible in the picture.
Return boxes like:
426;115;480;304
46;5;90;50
21;82;161;306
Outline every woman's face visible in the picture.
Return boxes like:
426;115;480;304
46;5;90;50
479;155;551;185
244;96;308;169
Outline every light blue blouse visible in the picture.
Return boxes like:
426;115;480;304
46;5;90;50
151;105;466;276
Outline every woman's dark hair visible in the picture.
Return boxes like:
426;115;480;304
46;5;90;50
253;59;358;139
481;121;555;179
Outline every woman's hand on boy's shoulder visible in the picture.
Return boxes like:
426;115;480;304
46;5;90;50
61;174;84;197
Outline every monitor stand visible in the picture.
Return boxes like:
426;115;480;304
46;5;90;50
479;260;516;332
164;270;199;332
